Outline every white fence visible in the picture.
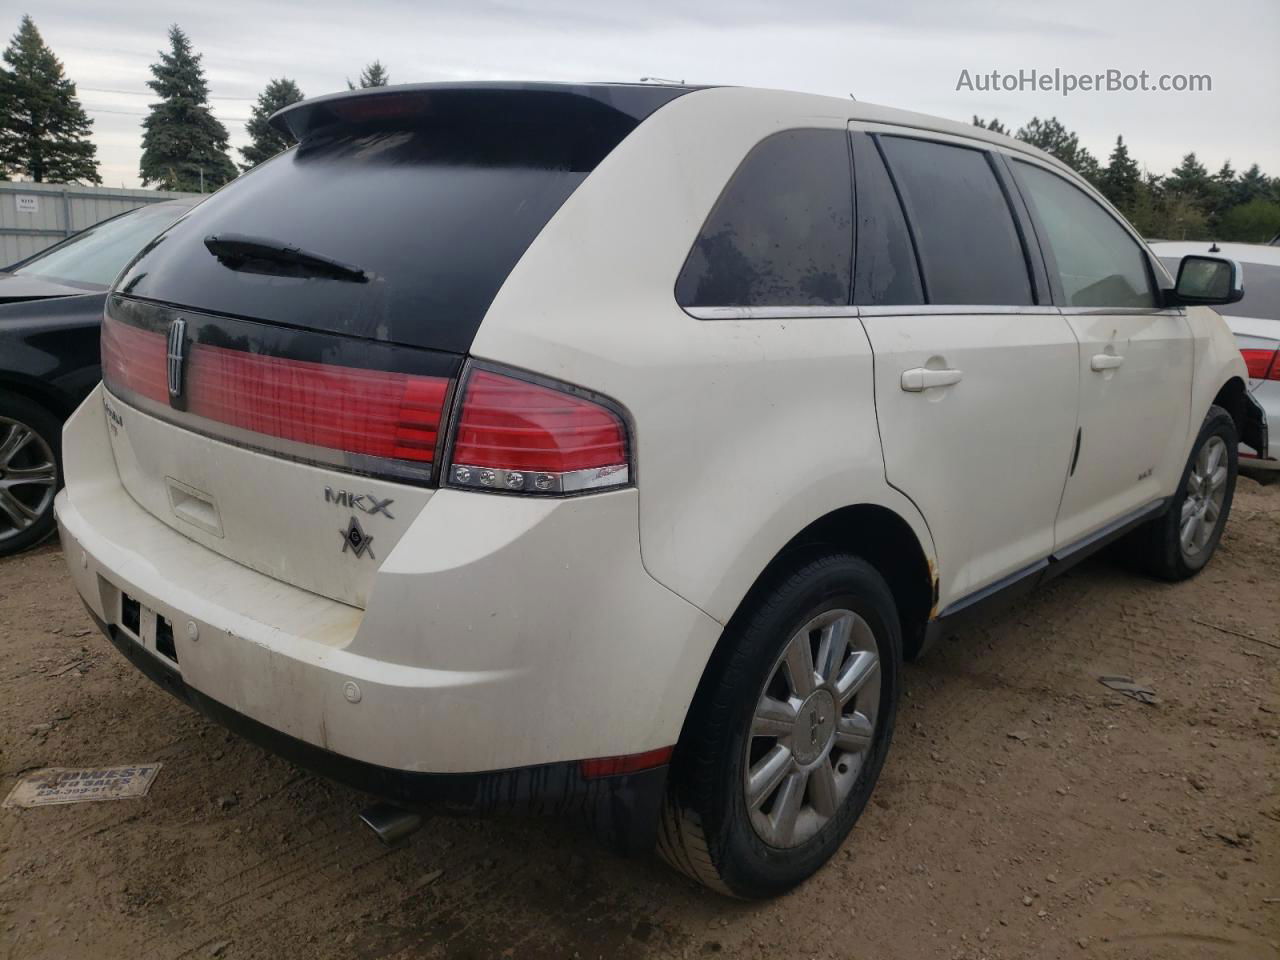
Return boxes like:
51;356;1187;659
0;182;201;266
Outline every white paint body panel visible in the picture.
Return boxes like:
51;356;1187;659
102;389;429;608
859;311;1078;600
1054;310;1194;546
470;89;938;621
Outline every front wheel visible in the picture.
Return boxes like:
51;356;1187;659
1131;404;1237;581
657;553;901;898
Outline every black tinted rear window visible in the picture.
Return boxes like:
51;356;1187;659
879;136;1033;306
675;129;853;308
116;113;637;352
850;133;923;306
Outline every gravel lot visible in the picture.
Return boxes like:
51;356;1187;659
1;478;1277;960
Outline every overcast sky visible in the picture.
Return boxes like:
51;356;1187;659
21;0;1280;189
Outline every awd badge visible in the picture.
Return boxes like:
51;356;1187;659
340;516;375;559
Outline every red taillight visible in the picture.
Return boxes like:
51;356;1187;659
579;746;673;780
445;368;630;495
102;314;450;481
101;314;169;405
1242;347;1280;381
184;344;448;466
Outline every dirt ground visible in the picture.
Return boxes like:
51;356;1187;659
1;479;1277;960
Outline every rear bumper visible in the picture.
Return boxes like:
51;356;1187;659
83;603;666;851
55;386;720;838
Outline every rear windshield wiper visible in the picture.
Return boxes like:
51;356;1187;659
203;234;368;283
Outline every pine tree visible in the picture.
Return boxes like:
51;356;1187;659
1164;152;1212;208
1015;116;1100;185
139;25;237;192
0;15;99;183
1235;164;1270;206
239;77;303;171
971;116;1008;135
1206;160;1239;231
347;60;389;90
1100;136;1141;212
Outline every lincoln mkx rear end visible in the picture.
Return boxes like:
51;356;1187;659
53;82;721;850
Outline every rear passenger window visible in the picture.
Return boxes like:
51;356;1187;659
676;129;853;308
1012;161;1156;308
878;136;1033;306
850;133;924;306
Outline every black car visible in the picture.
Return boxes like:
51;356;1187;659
0;197;199;556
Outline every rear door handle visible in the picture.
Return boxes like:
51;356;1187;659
1090;353;1125;371
901;367;963;392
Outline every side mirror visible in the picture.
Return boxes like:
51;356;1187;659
1166;255;1244;307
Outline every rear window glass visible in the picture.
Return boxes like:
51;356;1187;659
115;117;633;353
850;133;923;306
15;202;190;287
878;136;1033;306
1160;258;1280;322
675;129;853;308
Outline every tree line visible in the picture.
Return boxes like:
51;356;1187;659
2;12;1278;245
973;116;1280;243
0;15;387;192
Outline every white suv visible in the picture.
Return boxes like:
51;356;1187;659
54;83;1265;898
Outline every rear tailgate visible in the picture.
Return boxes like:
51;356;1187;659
98;84;689;607
101;296;457;608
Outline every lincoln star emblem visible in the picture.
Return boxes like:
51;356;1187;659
340;516;375;559
166;317;187;400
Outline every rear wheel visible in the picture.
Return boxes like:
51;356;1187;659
1130;404;1237;581
0;392;61;557
658;553;900;898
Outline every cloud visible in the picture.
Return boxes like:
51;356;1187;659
17;0;1280;188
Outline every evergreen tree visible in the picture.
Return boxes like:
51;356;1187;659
347;60;389;90
239;77;303;171
1100;136;1141;211
0;15;99;183
971;116;1008;135
1207;160;1238;231
139;25;236;192
1164;152;1212;208
1015;116;1100;185
1235;164;1270;206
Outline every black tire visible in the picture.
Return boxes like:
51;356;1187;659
657;553;901;899
0;390;63;558
1130;404;1237;581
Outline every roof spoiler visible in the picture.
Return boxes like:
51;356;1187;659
268;81;699;142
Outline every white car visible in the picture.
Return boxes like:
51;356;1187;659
54;83;1263;898
1152;241;1280;472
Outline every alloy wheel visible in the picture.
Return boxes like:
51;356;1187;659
744;608;881;848
1179;435;1228;561
0;416;58;545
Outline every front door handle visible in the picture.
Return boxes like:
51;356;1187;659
901;367;963;392
1090;353;1125;371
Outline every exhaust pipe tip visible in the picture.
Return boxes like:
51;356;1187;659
359;802;423;847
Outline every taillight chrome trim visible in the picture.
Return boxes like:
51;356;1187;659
447;462;630;495
441;359;636;498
